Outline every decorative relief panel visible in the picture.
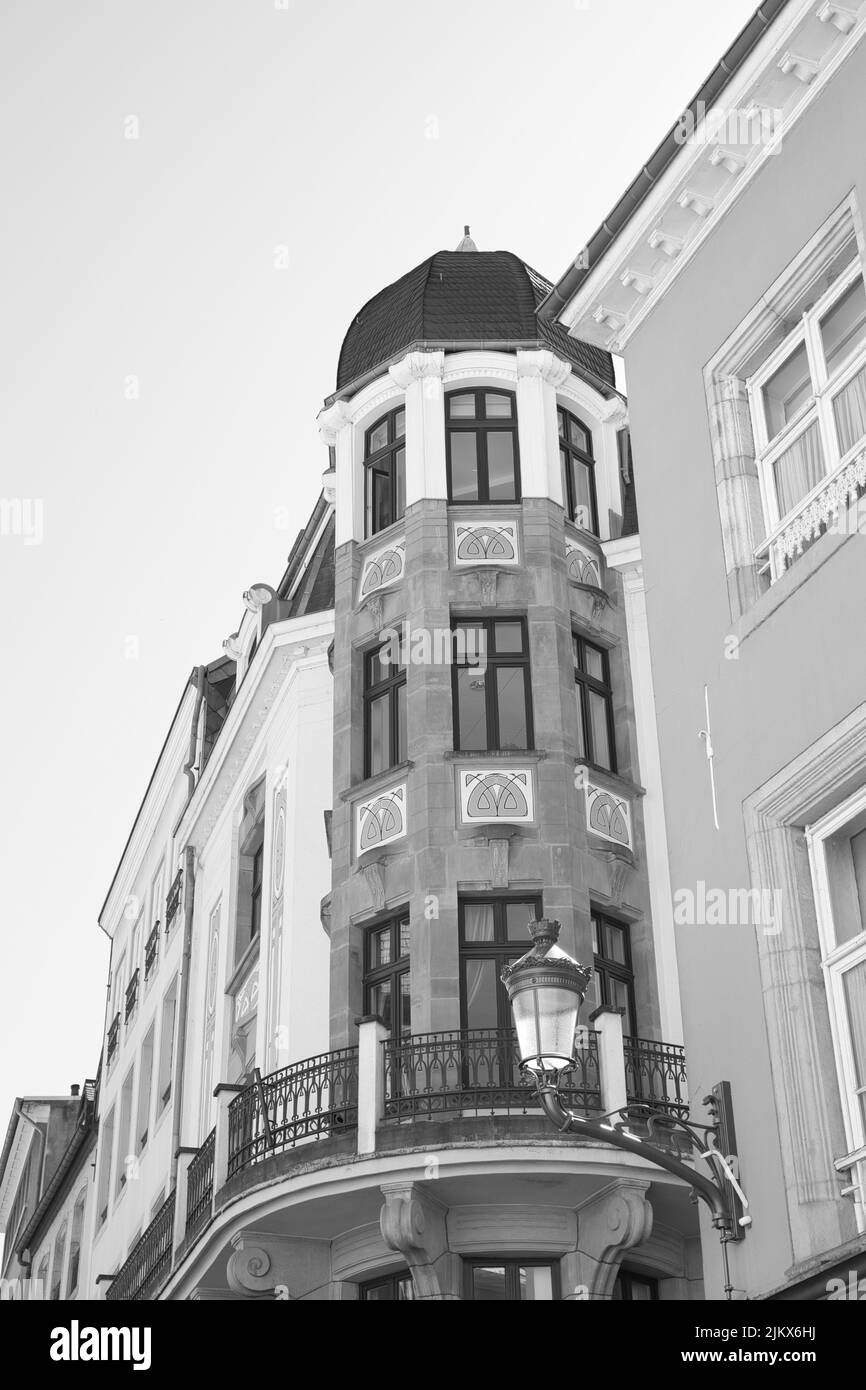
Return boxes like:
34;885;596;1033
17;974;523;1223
358;538;406;602
453;520;519;567
458;768;535;825
234;963;259;1026
356;782;407;855
584;777;632;849
565;536;602;587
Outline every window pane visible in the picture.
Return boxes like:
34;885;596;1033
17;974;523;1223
821;277;866;378
462;957;499;1028
605;924;627;965
570;458;594;531
852;828;866;930
610;977;635;1036
487;432;517;500
772;422;825;517
557;410;566;437
456;666;488;750
369;979;392;1030
762;341;812;441
472;1266;508;1300
505;902;539;939
363;1283;393;1300
398;918;411;957
568;417;590;452
584;644;604;681
842;960;866;1128
396;681;407;764
494;621;524;653
449;432;479;501
367;419;388;454
485;392;513;418
833;364;866;457
463;903;495;941
448;393;476;418
495;667;529;750
399;973;411;1035
396;1275;414;1300
520;1266;554;1300
367;692;390;776
588;689;613;769
372;469;393;532
591;917;600;954
370;926;391;968
394;408;406;438
395;447;406;519
575;683;587;760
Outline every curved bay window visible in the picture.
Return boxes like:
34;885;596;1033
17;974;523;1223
584;910;636;1038
573;633;616;772
559;405;598;534
365;406;405;537
364;912;411;1037
446;389;520;503
453;617;533;752
459;896;542;1032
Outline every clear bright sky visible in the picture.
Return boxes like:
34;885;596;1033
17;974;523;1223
0;0;758;1128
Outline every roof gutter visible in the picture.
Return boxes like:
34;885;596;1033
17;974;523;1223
537;0;789;327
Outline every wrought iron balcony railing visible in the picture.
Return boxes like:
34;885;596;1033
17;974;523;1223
144;924;159;980
124;969;139;1023
104;1188;175;1302
623;1035;688;1120
227;1046;360;1179
382;1028;602;1120
185;1128;216;1242
165;869;183;935
106;1012;121;1066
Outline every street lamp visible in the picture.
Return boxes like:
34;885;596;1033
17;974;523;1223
502;919;749;1293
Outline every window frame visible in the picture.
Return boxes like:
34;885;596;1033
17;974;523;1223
363;911;411;1038
363;643;407;779
613;1268;659;1300
558;405;599;534
445;388;521;504
590;910;637;1039
451;616;534;753
458;895;543;1033
573;632;617;773
364;406;406;538
748;257;866;547
462;1257;561;1301
359;1270;415;1300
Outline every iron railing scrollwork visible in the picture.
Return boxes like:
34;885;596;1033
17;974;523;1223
144;925;159;980
106;1012;121;1065
104;1189;175;1301
227;1047;360;1178
185;1128;216;1241
623;1035;688;1120
382;1028;602;1120
124;969;139;1022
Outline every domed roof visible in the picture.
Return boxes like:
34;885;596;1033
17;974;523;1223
336;242;615;393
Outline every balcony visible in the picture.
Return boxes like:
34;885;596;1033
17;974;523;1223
106;1012;120;1066
124;969;139;1023
110;1020;688;1300
165;869;183;935
756;442;866;582
144;925;159;981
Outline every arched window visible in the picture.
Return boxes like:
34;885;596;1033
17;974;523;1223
446;390;519;503
558;406;598;534
364;406;405;537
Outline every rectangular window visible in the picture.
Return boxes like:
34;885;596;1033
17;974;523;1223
446;390;519;503
452;618;532;752
459;896;542;1032
156;976;178;1113
573;634;616;772
364;643;407;778
613;1270;659;1300
136;1025;155;1153
96;1106;115;1227
558;406;598;533
360;1271;415;1300
363;912;411;1037
116;1066;135;1196
236;779;266;964
464;1259;559;1300
365;407;406;537
583;911;637;1037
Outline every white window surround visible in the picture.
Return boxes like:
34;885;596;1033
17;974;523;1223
807;783;866;1231
318;348;625;546
704;193;866;619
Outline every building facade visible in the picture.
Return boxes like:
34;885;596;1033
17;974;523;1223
542;0;866;1299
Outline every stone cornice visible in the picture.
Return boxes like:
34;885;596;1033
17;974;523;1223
387;349;445;388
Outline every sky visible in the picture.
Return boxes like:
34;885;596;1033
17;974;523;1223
0;0;758;1130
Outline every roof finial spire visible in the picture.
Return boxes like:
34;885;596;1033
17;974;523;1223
455;224;478;252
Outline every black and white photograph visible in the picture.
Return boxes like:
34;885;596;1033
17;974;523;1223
0;0;863;1359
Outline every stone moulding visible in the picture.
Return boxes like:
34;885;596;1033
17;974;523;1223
355;782;407;855
357;537;406;603
457;767;535;826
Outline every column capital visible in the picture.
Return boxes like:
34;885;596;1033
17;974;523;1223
317;398;353;447
516;348;572;387
388;349;445;389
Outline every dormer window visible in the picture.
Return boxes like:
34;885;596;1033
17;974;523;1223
558;406;598;534
446;390;520;503
365;407;406;537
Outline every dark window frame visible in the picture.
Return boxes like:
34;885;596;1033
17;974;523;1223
613;1269;659;1300
591;909;637;1038
573;632;617;773
445;389;521;504
451;616;534;753
359;1270;415;1300
363;644;407;779
463;1257;561;1301
363;910;411;1038
364;406;406;538
458;895;542;1033
558;405;599;534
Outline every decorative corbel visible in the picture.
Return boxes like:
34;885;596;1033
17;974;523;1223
516;349;572;387
317;398;352;448
388;350;445;389
562;1180;653;1300
379;1183;452;1300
